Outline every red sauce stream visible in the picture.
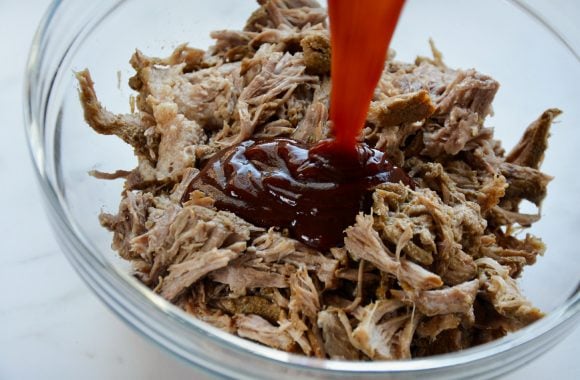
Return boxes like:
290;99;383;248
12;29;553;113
328;0;405;151
183;1;407;250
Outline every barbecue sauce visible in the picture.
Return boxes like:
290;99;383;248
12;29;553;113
328;0;405;151
182;139;412;250
183;1;408;250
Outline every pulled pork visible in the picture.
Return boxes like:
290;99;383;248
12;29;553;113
80;0;557;360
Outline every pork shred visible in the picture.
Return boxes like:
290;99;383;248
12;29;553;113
80;0;557;360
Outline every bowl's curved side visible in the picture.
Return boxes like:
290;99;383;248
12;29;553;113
24;0;580;379
508;0;580;62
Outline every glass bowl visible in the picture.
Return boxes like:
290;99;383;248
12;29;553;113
25;0;579;378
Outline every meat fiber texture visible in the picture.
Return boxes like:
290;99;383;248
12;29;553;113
79;0;558;360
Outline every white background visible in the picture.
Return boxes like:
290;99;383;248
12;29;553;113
0;1;577;379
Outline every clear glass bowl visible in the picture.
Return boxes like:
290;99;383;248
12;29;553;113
25;0;579;378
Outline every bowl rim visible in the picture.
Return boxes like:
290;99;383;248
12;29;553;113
24;0;580;376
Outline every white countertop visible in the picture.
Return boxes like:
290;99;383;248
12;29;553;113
0;1;577;379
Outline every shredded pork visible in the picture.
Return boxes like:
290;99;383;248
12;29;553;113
79;0;557;360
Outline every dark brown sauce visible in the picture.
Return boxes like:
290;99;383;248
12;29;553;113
182;139;412;250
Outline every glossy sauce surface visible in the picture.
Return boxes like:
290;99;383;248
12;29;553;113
183;139;412;250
